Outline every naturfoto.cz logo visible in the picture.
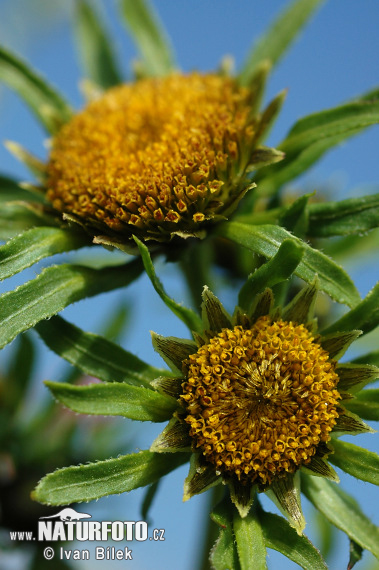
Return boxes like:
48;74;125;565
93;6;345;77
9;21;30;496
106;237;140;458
9;507;165;561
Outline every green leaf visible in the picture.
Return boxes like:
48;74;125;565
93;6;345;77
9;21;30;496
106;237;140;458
258;506;327;570
0;202;57;240
75;0;122;89
238;239;303;311
32;450;189;505
6;333;35;413
322;281;379;335
0;258;143;349
217;222;360;308
45;380;177;422
255;95;379;197
279;193;311;236
141;481;160;520
344;389;379;422
239;0;325;86
329;439;379;486
352;351;379;367
0;45;72;134
134;236;203;332
233;506;267;570
0;175;45;204
307;193;379;237
210;498;241;570
36;314;162;388
301;474;379;559
348;540;363;570
5;140;47;184
120;0;175;77
0;227;89;281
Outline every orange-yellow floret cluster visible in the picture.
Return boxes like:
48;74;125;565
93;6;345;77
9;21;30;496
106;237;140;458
180;316;341;486
46;73;255;241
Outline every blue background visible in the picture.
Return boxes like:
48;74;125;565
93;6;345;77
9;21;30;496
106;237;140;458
0;1;379;569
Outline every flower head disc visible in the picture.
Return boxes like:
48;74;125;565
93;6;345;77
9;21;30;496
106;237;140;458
46;72;281;245
180;316;341;487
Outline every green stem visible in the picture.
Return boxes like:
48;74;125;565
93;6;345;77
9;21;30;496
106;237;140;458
179;238;214;310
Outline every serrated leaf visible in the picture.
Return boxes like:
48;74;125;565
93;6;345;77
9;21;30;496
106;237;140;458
32;450;189;505
239;0;325;86
0;258;143;349
120;0;175;77
301;474;379;559
329;439;379;486
0;201;57;240
308;193;379;237
36;314;161;387
45;380;177;422
322;281;379;335
134;236;202;332
211;498;241;570
238;239;303;311
75;0;122;89
258;505;327;570
0;227;89;281
0;45;72;133
255;95;379;197
344;389;379;421
217;221;360;308
233;506;267;570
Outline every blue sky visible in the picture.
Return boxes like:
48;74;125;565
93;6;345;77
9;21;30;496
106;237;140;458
1;1;379;569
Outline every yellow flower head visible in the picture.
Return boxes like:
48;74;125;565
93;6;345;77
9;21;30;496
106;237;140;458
151;284;375;530
181;317;340;487
46;72;283;245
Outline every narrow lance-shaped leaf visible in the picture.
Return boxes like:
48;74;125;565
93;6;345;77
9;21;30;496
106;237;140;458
210;498;241;570
239;0;325;86
45;381;177;422
32;450;189;505
134;236;203;332
5;140;47;184
35;314;164;388
120;0;175;77
6;333;35;413
233;505;267;570
329;439;379;487
257;503;327;570
0;45;72;134
352;351;379;367
216;221;361;308
322;281;379;335
254;94;379;197
75;0;122;89
0;202;57;240
238;238;303;311
0;258;143;349
307;193;379;237
0;227;90;281
344;389;379;422
301;473;379;560
0;175;42;204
